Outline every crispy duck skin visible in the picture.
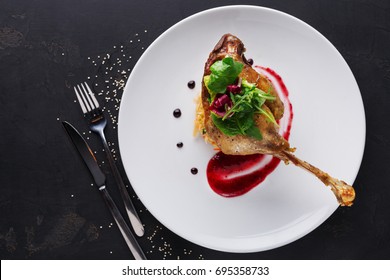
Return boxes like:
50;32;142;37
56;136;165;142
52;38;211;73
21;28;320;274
201;34;355;206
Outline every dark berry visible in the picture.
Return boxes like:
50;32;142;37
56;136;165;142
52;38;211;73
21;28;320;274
173;109;181;118
187;80;195;89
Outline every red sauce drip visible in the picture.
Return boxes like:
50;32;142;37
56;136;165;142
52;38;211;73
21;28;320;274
206;66;293;197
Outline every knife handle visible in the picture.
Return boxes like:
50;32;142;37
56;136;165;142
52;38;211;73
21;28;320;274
98;130;145;237
99;186;147;260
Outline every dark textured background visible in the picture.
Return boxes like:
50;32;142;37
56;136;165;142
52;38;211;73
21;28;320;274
1;0;389;260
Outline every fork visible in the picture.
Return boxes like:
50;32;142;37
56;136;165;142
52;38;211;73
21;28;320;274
74;82;144;237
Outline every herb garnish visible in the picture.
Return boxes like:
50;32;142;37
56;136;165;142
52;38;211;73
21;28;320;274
204;56;277;140
204;57;243;100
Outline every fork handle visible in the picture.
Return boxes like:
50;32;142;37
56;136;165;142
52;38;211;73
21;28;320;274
98;131;145;237
99;186;146;260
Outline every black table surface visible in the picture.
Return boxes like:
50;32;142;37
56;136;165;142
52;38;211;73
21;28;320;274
1;0;389;260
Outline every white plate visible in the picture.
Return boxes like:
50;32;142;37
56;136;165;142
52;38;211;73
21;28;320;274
118;5;365;252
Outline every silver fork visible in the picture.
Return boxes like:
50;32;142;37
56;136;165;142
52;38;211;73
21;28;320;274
74;82;144;237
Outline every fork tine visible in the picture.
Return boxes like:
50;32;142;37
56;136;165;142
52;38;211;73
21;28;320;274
84;82;100;108
80;83;96;111
77;84;93;112
74;86;88;114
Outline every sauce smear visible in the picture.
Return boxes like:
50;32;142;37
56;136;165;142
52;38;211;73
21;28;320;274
206;66;293;197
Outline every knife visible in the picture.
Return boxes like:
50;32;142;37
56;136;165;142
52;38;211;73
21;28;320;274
62;121;146;260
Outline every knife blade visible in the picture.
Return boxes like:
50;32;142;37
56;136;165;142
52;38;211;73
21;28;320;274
62;121;146;260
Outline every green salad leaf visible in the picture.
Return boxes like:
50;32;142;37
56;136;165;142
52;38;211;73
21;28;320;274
245;124;263;140
206;57;243;95
211;110;252;136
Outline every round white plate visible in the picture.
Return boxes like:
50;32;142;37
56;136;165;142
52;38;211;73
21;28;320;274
118;5;365;252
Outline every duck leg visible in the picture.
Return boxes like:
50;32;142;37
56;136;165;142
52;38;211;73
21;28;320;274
279;151;355;206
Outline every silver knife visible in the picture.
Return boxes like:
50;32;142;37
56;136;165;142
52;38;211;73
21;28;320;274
62;121;146;260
